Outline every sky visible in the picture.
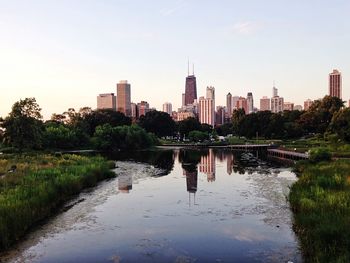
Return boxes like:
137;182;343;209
0;0;350;119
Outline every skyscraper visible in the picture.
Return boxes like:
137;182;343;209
162;102;172;115
260;96;270;111
329;69;342;99
116;80;131;116
137;101;150;117
273;86;278;97
271;96;284;113
304;99;313;111
184;66;197;106
284;102;294;111
247;92;254;114
199;86;215;127
236;97;248;114
226;93;232;116
97;93;116;110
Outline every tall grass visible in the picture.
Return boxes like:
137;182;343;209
0;154;115;251
290;159;350;262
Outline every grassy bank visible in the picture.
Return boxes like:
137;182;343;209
0;154;116;251
289;159;350;262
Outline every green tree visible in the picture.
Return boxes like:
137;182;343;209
1;98;44;149
138;110;175;138
177;117;201;138
232;109;246;135
329;108;350;142
188;130;209;142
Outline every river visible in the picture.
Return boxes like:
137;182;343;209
0;149;301;263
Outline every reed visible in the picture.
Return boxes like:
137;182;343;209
290;159;350;262
0;154;115;251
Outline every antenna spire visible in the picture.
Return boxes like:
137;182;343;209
192;64;195;75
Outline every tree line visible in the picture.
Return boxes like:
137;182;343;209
0;95;349;151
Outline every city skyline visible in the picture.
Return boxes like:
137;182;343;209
0;1;349;119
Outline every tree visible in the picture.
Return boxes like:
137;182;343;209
177;117;201;138
329;108;350;142
138;110;175;138
232;109;245;135
1;98;43;149
188;130;209;142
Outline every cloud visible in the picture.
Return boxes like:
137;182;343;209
231;21;262;35
160;0;188;17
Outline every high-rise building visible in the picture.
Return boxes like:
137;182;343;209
329;69;342;99
182;93;186;107
271;96;284;113
226;93;232;116
273;86;278;97
137;101;150;117
184;74;197;106
116;80;131;116
177;111;195;121
260;96;270;111
231;96;239;111
215;106;225;126
97;93;116;110
304;99;313;111
130;103;138;119
236;97;248;114
284;102;294;111
247;92;254;114
162;102;172;115
199;87;215;127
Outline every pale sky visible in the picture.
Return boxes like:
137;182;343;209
1;0;349;119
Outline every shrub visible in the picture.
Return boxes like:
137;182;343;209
309;148;331;163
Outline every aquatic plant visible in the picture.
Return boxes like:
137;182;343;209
0;154;115;251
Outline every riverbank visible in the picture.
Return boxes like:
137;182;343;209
289;159;350;262
0;153;116;251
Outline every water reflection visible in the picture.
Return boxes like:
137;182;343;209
118;172;132;193
1;149;301;263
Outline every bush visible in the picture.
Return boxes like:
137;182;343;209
309;148;332;163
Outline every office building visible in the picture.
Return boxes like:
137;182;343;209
260;96;270;111
216;106;225;126
232;96;239;111
97;93;116;110
199;86;215;127
116;80;131;116
271;96;284;113
329;69;342;99
177;111;195;121
236;97;248;114
304;99;313;111
130;103;138;119
284;102;294;111
184;71;197;106
137;101;150;117
273;86;278;97
162;102;172;115
226;93;232;116
247;92;254;114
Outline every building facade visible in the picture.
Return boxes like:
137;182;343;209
283;102;294;111
137;101;150;117
177;111;195;121
236;97;248;114
116;80;131;116
184;75;197;106
226;92;232;117
97;93;116;110
260;96;270;111
162;102;172;115
271;96;284;113
329;69;342;99
247;92;254;114
304;99;313;111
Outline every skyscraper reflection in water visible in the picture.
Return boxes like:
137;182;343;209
199;149;216;182
118;173;132;193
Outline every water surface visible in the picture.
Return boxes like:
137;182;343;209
1;149;301;262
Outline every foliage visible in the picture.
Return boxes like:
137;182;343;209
329;108;350;143
188;130;209;142
138;110;175;138
43;123;83;149
309;148;332;163
1;98;44;150
177;117;201;138
215;122;233;136
290;159;350;262
0;154;115;250
92;124;157;151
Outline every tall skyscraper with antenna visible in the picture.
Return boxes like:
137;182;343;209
184;62;197;106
